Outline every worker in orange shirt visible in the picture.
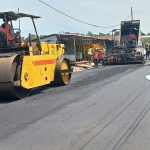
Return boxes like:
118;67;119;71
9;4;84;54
98;48;105;67
93;48;99;67
0;17;15;41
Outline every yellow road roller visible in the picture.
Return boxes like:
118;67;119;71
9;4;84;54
0;11;73;99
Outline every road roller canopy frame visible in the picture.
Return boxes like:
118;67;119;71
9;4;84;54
0;11;41;49
0;11;40;20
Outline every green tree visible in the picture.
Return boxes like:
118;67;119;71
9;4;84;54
40;35;47;38
22;37;26;42
86;31;94;36
23;35;47;42
142;38;150;43
114;31;120;35
106;33;110;35
141;31;146;36
80;33;85;36
99;32;105;36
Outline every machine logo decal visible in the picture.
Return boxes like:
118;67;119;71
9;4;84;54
51;45;55;55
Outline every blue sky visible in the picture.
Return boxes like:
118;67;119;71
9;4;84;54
0;0;149;37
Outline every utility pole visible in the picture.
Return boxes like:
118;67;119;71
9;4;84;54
131;7;133;21
74;37;77;66
18;8;20;30
110;30;114;40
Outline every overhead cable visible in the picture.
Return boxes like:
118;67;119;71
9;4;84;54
133;11;150;17
39;0;131;28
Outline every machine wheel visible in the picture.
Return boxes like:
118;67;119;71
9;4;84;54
0;54;31;99
50;58;72;86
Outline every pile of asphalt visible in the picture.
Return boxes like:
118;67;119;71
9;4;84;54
72;65;141;86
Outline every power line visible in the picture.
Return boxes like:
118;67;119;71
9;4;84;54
133;11;150;17
39;0;131;28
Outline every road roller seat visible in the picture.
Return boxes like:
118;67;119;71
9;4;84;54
0;29;7;48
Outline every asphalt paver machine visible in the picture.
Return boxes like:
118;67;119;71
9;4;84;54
105;20;145;65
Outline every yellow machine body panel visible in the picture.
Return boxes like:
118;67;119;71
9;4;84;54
21;43;64;89
41;43;64;56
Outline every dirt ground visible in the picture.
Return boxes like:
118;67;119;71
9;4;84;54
72;61;103;72
72;61;92;72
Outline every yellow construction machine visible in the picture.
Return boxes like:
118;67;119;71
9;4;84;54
0;11;73;99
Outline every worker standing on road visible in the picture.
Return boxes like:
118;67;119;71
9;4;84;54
87;46;93;65
145;45;149;60
93;48;99;67
98;48;105;67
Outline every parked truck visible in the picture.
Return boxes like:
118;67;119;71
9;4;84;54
105;20;145;64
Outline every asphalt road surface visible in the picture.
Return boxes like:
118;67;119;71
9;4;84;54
0;63;150;150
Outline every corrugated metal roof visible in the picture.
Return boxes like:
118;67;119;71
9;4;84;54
40;33;97;40
39;34;114;44
94;35;120;41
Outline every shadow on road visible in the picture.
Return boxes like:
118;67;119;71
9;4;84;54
0;84;60;104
